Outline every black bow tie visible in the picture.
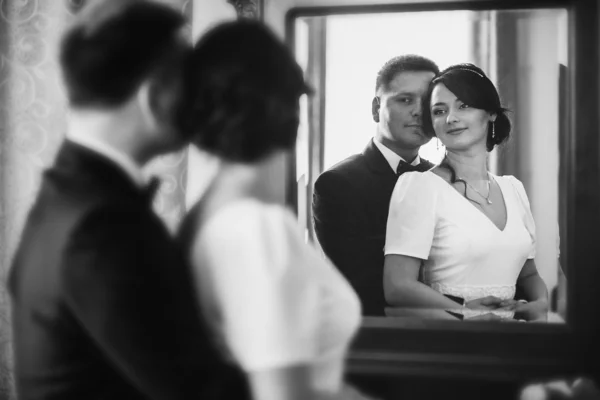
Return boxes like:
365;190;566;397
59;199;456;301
396;160;429;176
142;176;161;204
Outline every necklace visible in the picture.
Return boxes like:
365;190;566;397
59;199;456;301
457;174;492;205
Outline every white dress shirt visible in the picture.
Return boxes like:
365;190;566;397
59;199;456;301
373;137;421;173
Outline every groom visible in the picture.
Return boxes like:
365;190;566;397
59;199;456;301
8;1;246;399
313;55;439;316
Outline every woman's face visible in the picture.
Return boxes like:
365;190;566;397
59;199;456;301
430;83;495;152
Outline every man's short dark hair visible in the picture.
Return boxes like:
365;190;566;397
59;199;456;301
375;54;439;93
188;20;309;163
59;0;186;108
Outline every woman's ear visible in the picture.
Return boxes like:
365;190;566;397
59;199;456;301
489;112;497;123
372;96;380;123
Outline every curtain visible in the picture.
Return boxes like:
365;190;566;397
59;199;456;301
0;1;192;397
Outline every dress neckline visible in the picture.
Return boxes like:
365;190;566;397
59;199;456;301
426;171;509;232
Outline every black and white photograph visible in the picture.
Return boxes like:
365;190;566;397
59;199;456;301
0;0;598;399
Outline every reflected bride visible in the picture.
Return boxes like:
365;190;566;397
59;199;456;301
383;64;549;322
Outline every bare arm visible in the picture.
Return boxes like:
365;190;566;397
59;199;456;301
515;259;549;320
383;254;461;310
384;254;507;315
517;259;548;302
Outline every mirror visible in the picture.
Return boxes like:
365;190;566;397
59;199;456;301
292;7;568;322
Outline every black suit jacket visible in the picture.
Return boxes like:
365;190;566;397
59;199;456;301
8;140;247;400
312;139;434;316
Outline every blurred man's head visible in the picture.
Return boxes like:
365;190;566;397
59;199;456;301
60;0;191;155
372;55;439;156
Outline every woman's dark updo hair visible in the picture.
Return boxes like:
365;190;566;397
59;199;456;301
187;20;310;163
422;63;511;152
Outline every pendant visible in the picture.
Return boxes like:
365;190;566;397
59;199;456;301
487;199;493;205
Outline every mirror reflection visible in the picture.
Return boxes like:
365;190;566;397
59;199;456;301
294;8;567;322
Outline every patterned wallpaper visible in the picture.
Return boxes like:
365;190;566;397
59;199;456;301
0;0;192;398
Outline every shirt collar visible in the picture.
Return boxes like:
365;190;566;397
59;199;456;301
373;137;421;173
66;130;146;188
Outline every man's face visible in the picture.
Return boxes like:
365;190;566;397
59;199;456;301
373;70;435;151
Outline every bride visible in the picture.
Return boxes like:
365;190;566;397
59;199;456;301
383;63;548;321
179;20;377;400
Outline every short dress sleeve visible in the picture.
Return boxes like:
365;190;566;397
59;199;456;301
384;172;438;260
506;176;537;259
192;202;319;371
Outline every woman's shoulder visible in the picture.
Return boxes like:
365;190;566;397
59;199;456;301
495;175;532;209
197;200;303;273
495;174;528;194
390;171;445;209
428;166;454;184
495;174;521;184
205;198;291;233
397;170;446;189
394;170;449;198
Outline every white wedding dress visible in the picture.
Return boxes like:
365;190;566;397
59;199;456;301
385;171;536;302
189;199;361;393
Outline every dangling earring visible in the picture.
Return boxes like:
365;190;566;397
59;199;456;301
436;138;440;150
491;122;496;140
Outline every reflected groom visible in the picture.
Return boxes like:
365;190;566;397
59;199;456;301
313;55;439;315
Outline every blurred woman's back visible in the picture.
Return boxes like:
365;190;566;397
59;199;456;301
178;21;375;400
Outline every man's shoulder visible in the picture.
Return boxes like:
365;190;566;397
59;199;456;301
31;174;155;248
317;153;370;183
8;179;147;295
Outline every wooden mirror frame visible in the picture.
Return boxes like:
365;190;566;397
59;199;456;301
227;0;264;19
283;0;599;385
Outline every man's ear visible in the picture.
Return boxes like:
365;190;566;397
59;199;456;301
372;96;380;123
139;78;178;131
137;81;158;131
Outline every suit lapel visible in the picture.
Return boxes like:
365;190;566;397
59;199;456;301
359;139;436;229
362;138;397;178
358;140;398;233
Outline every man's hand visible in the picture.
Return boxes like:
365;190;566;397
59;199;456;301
497;299;521;311
514;299;549;322
465;296;506;310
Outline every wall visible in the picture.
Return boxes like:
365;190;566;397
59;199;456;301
514;10;563;290
265;0;295;37
0;3;76;397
